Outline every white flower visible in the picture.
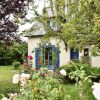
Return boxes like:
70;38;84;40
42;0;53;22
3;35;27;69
20;73;30;86
92;82;100;100
1;97;10;100
60;69;66;76
12;74;20;84
12;73;30;86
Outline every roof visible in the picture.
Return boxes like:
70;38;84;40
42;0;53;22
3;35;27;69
25;21;46;37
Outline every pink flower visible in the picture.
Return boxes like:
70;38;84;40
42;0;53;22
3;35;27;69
27;55;33;60
23;62;28;67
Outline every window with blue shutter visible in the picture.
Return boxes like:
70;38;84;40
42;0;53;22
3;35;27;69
35;45;59;70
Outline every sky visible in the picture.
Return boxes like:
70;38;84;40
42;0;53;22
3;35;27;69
18;0;48;33
18;0;49;41
18;0;48;41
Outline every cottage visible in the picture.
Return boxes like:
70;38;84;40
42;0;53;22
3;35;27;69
26;21;100;70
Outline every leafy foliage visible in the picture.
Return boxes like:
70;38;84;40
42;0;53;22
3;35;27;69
0;43;27;65
13;68;70;100
59;62;100;83
0;0;30;45
12;61;21;70
26;0;100;54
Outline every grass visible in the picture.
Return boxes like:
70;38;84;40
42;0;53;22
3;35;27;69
62;84;95;100
62;84;80;100
0;66;14;81
0;66;19;97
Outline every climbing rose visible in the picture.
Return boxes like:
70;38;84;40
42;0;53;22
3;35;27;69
92;82;100;100
27;55;33;60
60;69;66;76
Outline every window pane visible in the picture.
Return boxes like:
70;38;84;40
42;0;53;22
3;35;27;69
49;47;52;65
45;48;49;64
84;48;89;56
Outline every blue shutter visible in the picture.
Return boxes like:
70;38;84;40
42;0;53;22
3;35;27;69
35;48;40;69
52;46;60;69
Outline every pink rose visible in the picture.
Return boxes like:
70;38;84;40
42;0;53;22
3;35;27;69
27;55;33;60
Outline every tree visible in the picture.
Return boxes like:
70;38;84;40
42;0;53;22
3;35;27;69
26;0;100;53
0;0;29;45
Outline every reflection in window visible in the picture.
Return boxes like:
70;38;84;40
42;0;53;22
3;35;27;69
84;48;89;56
38;47;53;66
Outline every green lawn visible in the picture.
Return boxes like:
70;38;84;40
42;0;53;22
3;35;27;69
62;84;95;100
0;66;14;81
0;66;19;97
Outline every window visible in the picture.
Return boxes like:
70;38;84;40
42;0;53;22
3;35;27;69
84;48;89;56
35;46;59;70
43;47;52;65
47;20;58;31
70;48;79;60
36;47;53;67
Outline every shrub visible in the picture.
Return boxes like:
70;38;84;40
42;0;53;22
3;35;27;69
12;61;20;70
90;67;100;82
59;62;93;83
0;57;12;65
12;68;70;100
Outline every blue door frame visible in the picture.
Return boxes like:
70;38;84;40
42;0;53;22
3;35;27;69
35;45;59;70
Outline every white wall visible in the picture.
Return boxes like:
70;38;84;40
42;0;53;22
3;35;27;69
28;37;41;68
91;56;100;67
28;37;100;68
28;37;70;68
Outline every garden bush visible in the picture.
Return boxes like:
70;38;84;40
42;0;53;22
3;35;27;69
0;43;27;66
90;67;100;82
10;68;70;100
12;61;20;70
59;62;91;83
59;62;100;83
0;57;12;65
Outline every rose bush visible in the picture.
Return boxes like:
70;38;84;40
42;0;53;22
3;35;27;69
12;73;30;86
10;68;70;100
